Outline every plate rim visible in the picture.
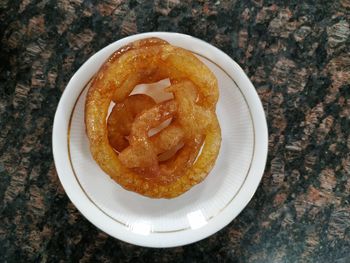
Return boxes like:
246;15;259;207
52;32;268;247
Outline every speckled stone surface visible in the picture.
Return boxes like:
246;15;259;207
1;0;350;262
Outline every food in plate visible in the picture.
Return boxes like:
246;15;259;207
85;37;221;198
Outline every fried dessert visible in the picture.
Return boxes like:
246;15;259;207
85;37;221;198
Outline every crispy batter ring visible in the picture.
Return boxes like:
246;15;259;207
85;37;221;198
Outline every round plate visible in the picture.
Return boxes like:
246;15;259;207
52;32;268;248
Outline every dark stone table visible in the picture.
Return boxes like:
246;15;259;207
1;0;349;262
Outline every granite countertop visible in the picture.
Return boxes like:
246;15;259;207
1;0;349;262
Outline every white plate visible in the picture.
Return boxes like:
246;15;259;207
52;32;268;248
